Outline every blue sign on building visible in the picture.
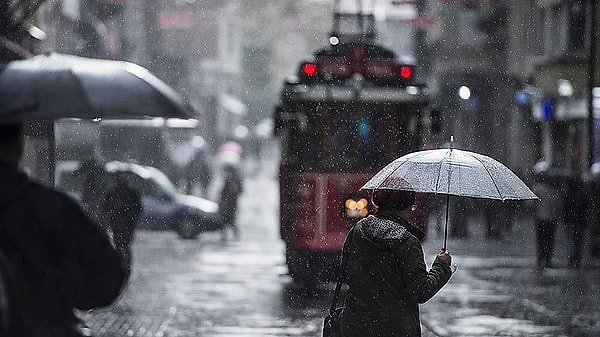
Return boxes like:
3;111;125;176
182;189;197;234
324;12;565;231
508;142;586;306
541;98;554;120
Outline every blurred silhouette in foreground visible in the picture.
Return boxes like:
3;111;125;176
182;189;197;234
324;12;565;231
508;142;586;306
0;122;126;337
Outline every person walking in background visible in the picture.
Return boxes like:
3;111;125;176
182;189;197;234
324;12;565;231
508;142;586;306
532;172;563;269
0;122;126;337
219;164;243;238
563;175;588;268
103;173;142;275
340;189;452;337
186;149;212;197
79;158;107;226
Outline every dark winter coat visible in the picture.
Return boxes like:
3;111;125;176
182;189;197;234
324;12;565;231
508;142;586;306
0;162;126;337
104;180;142;247
340;214;452;337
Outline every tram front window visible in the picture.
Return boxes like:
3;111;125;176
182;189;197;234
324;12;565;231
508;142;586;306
327;107;355;169
295;103;402;172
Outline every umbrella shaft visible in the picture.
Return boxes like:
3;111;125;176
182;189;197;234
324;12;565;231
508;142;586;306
443;194;449;251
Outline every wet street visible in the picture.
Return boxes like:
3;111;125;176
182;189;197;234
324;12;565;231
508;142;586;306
420;212;600;336
85;156;600;337
86;157;332;337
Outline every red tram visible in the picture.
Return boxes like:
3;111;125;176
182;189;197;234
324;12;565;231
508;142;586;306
274;15;430;284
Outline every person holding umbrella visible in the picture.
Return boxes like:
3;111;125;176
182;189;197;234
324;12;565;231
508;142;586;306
0;122;126;337
338;137;538;336
340;189;453;337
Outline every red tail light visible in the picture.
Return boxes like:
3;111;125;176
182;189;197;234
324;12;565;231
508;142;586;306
301;62;318;77
399;65;413;80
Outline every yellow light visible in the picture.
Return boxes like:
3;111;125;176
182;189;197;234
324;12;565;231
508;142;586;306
344;197;369;218
345;199;357;209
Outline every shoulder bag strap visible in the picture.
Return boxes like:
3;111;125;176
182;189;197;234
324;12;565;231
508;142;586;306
329;226;355;315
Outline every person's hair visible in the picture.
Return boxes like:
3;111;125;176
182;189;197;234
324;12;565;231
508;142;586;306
372;189;415;211
0;122;23;150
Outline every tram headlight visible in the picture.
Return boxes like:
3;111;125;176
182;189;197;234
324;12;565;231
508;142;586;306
345;197;369;218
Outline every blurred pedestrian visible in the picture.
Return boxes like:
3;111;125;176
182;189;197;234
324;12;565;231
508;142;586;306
186;149;212;196
0;122;126;337
483;199;512;239
563;175;588;268
79;158;107;226
219;164;243;238
532;172;563;269
590;177;600;259
103;173;142;275
340;189;452;337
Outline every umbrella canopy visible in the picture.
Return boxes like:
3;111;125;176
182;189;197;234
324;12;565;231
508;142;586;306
361;148;538;201
0;52;194;122
361;144;538;250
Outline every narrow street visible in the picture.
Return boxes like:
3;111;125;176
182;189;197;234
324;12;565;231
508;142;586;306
86;156;332;337
86;156;600;337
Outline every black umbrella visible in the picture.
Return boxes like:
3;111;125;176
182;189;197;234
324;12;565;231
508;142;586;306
0;52;194;122
361;137;538;250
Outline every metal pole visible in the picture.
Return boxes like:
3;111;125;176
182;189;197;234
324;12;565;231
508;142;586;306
443;193;449;251
443;136;454;251
588;0;597;169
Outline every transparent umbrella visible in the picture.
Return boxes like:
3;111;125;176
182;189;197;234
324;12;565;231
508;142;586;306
361;136;538;250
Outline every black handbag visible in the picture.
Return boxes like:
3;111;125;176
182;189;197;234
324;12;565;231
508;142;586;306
322;227;354;337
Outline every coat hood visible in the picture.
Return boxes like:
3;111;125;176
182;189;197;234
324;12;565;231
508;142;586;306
356;215;413;250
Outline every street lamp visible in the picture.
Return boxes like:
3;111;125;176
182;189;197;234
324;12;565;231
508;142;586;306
458;85;471;100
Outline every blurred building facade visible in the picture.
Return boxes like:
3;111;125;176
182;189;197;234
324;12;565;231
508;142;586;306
421;0;538;179
33;0;333;148
3;0;600;194
420;0;600;251
421;0;599;180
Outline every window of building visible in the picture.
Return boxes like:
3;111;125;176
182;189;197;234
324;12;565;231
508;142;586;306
526;3;544;56
547;0;590;58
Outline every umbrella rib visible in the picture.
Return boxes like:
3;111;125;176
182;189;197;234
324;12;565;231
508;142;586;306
373;158;411;190
434;149;449;194
471;154;503;199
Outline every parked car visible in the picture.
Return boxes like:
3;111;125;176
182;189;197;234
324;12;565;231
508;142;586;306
55;160;223;239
